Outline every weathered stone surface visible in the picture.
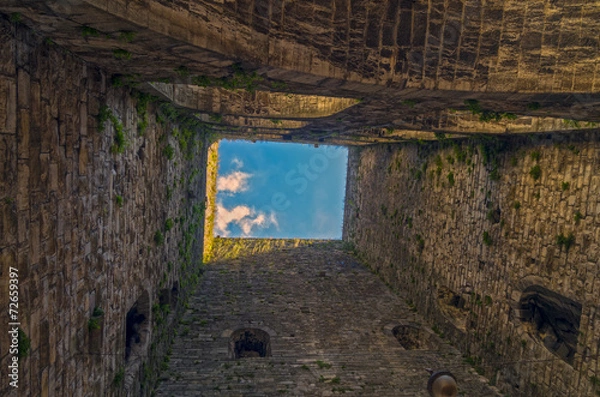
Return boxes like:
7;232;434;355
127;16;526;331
0;18;208;397
344;132;600;396
155;240;500;396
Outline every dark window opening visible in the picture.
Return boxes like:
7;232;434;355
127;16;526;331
518;285;582;364
125;292;150;361
229;328;271;359
158;289;170;306
171;282;179;306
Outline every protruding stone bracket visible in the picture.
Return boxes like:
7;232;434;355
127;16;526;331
515;284;582;365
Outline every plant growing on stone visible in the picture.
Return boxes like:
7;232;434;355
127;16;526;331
270;80;288;90
88;318;101;331
113;368;125;386
556;232;575;251
447;172;455;187
115;195;123;207
118;30;136;42
574;211;583;224
17;329;30;359
10;13;22;23
110;73;140;88
174;65;190;77
165;218;174;232
529;164;541;180
209;113;223;123
482;231;492;246
81;25;100;38
154;230;164;245
561;181;570;191
163;144;175;160
109;114;128;154
464;99;517;122
97;105;112;132
112;48;132;60
563;119;581;129
402;99;417;108
93;307;104;317
316;360;332;369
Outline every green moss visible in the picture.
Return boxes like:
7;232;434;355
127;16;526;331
88;318;101;331
556;232;575;251
401;99;417;108
112;48;132;60
561;181;570;191
192;63;263;92
165;218;174;232
316;360;332;369
113;368;125;387
81;25;99;38
270;80;288;90
110;74;140;88
154;230;164;245
97;105;112;132
115;195;124;207
529;164;541;180
109;114;128;154
483;231;492;246
93;307;104;317
209;113;223;123
10;13;22;23
163;144;175;160
118;31;136;42
174;65;190;77
17;329;30;359
447;172;455;187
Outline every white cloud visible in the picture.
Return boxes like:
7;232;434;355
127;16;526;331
214;203;278;237
231;158;244;169
217;171;252;194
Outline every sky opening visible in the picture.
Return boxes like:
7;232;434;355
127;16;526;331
214;140;348;239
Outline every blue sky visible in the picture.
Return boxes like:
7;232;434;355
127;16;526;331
214;140;348;239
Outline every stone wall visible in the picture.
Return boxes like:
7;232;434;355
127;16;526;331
2;1;600;147
155;239;500;396
0;18;208;396
344;132;600;396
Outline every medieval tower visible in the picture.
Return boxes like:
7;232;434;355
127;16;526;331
1;1;600;396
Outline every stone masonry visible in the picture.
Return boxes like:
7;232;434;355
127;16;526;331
0;1;600;397
155;239;500;396
0;18;208;397
2;1;600;144
344;132;600;396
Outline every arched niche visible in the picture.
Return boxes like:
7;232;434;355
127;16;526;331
228;328;272;359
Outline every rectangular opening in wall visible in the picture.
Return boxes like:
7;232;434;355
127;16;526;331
208;139;348;239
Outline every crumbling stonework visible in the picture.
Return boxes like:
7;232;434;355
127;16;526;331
344;132;600;396
0;18;208;396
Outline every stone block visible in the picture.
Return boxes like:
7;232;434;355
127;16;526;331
0;78;17;134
